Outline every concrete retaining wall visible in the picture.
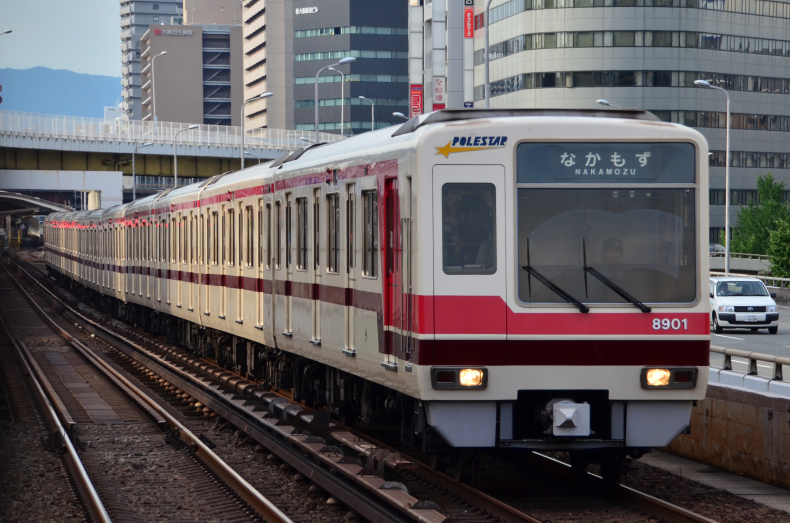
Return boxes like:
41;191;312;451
668;383;790;489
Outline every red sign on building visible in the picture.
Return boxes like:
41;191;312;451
464;8;474;38
474;13;484;30
410;85;423;118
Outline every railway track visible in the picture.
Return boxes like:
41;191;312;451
12;249;720;523
0;256;291;523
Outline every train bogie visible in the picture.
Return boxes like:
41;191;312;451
45;109;710;468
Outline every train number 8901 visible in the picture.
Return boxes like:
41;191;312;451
652;318;688;330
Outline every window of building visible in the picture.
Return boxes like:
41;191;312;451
153;3;159;9
153;16;159;22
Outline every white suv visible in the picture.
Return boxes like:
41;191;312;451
710;277;779;334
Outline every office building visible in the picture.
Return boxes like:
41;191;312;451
120;0;183;121
243;0;410;134
473;0;790;243
140;23;243;126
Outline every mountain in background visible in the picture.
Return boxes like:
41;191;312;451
0;67;121;118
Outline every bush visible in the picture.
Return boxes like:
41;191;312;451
729;173;790;255
768;220;790;278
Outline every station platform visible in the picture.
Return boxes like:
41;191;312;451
641;451;790;514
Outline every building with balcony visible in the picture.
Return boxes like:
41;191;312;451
119;0;183;121
140;23;243;126
473;0;790;244
242;0;410;135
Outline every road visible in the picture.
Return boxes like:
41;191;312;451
710;305;790;377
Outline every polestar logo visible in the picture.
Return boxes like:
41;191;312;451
435;136;508;158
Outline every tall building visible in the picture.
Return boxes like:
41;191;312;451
120;0;183;121
473;0;790;244
140;23;243;126
242;0;410;134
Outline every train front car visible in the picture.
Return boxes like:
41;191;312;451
410;110;709;480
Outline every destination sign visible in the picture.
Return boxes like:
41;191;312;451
517;142;696;184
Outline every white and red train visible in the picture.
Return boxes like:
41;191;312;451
45;109;709;478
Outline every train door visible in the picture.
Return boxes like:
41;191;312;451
311;189;321;343
126;223;132;295
221;205;227;318
237;203;245;323
284;194;293;335
257;200;264;327
189;212;195;311
432;165;507;344
382;178;400;368
344;185;355;354
401;177;413;359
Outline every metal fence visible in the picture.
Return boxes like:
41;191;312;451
0;110;343;151
709;252;770;260
710;270;790;288
709;346;790;397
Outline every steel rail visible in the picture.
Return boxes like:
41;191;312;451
1;260;294;523
9;255;412;523
530;453;719;523
0;292;112;523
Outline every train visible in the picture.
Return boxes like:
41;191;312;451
44;109;710;481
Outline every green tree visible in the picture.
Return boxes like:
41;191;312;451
728;173;790;255
768;220;790;277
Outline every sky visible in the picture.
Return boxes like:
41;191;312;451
1;0;120;77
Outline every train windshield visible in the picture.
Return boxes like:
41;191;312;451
517;188;697;304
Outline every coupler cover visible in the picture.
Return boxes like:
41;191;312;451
552;400;591;437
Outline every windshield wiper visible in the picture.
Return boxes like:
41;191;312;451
523;239;589;313
582;240;651;313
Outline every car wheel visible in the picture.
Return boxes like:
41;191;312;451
713;314;723;334
769;326;778;334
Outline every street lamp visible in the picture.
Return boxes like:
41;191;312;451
328;67;346;136
151;51;168;124
695;79;731;275
484;0;494;108
393;112;409;120
132;142;153;201
596;99;620;109
244;150;261;165
0;30;11;36
241;91;273;169
173;125;199;188
315;57;356;143
359;96;375;132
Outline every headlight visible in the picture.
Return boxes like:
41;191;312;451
768;305;777;313
719;305;734;313
430;367;488;390
645;368;671;386
641;367;698;389
459;368;484;387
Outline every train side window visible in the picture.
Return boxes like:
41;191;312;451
238;207;244;266
347;191;354;272
221;210;226;264
200;215;205;264
314;191;320;270
286;197;292;269
296;198;307;270
246;205;254;267
265;204;272;269
212;212;219;264
442;183;497;275
257;202;263;268
206;213;212;264
275;201;281;269
228;209;235;266
327;193;340;273
362;191;378;277
171;218;177;263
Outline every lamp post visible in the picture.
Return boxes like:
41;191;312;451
173;125;199;188
315;57;356;143
484;0;494;108
328;67;346;136
132;142;153;201
244;150;262;165
596;99;621;109
393;112;408;120
695;79;731;275
241;91;273;169
359;96;375;132
151;51;168;125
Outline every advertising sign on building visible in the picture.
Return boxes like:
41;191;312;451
474;13;484;30
410;85;423;118
464;8;474;38
433;77;446;105
295;7;319;14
